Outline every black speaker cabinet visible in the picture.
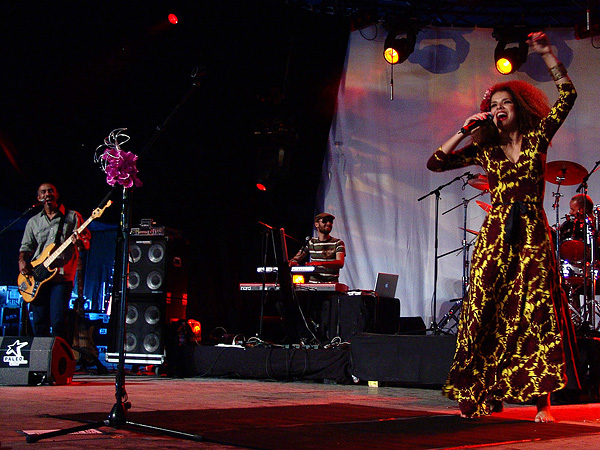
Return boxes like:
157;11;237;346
127;236;188;297
107;295;167;365
107;235;189;365
0;336;75;385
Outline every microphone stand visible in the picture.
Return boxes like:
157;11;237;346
0;203;41;236
27;70;207;444
418;171;473;333
257;221;278;339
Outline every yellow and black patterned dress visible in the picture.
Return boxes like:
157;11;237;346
427;82;577;417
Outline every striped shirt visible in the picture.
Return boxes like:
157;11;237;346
293;236;345;283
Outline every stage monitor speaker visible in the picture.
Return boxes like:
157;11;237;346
127;236;188;298
0;336;75;385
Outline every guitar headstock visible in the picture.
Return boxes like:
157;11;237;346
91;200;113;219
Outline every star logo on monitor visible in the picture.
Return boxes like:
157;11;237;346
6;340;28;358
4;339;29;366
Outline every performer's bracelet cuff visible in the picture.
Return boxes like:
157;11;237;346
548;63;567;82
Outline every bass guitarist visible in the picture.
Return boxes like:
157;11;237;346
18;183;91;340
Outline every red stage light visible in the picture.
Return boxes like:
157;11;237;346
168;14;178;25
256;183;267;191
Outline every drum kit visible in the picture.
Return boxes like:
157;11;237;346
437;160;600;334
547;160;600;330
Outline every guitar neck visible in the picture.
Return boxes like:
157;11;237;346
41;200;112;269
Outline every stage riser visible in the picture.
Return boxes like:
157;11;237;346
182;334;457;386
350;334;457;385
182;345;352;384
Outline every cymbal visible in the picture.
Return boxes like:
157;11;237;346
476;200;491;213
468;174;489;191
545;160;588;186
459;227;479;236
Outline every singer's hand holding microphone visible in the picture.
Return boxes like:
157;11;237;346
459;112;493;135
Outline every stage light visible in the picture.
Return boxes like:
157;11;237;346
292;274;305;284
187;319;202;340
256;182;267;191
168;13;178;25
494;39;528;75
383;28;416;65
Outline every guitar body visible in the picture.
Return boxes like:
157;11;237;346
17;243;58;303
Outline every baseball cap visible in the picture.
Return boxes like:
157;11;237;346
314;212;335;222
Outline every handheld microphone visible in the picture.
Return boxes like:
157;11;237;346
459;113;493;135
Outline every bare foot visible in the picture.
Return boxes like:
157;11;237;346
535;394;554;423
535;409;554;423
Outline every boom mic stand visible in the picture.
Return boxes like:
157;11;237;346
418;171;474;333
0;203;42;237
27;69;207;444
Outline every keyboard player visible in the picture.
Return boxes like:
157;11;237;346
286;212;346;343
289;212;346;282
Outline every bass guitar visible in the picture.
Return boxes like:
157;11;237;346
18;201;112;303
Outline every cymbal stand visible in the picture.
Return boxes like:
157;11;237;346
435;188;485;334
550;175;564;276
577;160;600;330
584;209;598;329
443;189;488;301
418;171;474;333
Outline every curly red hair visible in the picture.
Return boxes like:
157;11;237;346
475;80;550;144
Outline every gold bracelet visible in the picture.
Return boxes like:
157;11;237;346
548;63;567;82
436;146;443;152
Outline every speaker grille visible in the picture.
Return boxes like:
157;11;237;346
127;239;167;295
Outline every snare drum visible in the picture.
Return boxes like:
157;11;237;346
561;260;585;286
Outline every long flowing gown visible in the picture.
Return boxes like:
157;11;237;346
427;82;577;417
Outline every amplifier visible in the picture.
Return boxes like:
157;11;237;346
0;286;22;308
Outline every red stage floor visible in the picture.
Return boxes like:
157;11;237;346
1;373;599;449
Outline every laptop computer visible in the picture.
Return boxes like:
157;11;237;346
374;272;399;298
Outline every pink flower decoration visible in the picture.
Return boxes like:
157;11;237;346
479;87;493;112
95;129;142;188
101;148;143;188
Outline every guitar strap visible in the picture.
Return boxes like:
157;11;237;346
54;210;68;247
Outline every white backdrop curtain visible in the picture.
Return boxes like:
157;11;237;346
317;27;600;324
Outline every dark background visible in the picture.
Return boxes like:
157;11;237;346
0;1;349;338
